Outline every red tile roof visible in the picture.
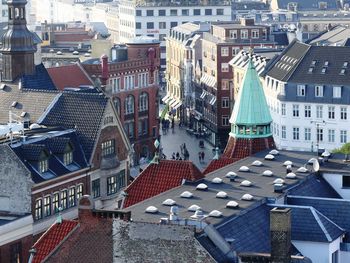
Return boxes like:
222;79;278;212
32;220;78;263
54;32;94;43
47;64;94;91
124;160;204;208
203;158;237;175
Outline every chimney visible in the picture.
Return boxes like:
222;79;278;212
100;54;109;87
270;207;292;263
78;195;95;225
240;18;255;26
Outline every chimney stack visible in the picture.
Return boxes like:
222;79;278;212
270;207;292;263
100;54;109;87
78;195;95;225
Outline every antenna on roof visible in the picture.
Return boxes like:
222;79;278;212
213;147;220;160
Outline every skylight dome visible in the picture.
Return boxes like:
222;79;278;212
252;160;263;166
262;170;273;177
239;166;250;172
273;178;285;184
269;149;279;155
180;191;193;198
286;172;297;179
226;201;239;208
283;160;293;166
212;177;223;184
162;199;176;206
240;180;252;187
209;210;222;218
188;204;201;212
265;154;275;160
225;171;237;178
216;191;228;198
196;183;208;190
241;194;253;201
145;206;158;213
297;167;308;173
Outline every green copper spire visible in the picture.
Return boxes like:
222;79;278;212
229;58;272;139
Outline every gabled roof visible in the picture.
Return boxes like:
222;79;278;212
47;64;94;91
32;220;78;263
21;64;57;90
40;92;108;161
229;59;272;126
123;160;204;208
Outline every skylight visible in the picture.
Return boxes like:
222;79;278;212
212;177;223;184
273;178;285;184
216;191;228;199
196;183;208;190
343;62;348;68
324;61;329;67
311;60;317;66
297;167;308;173
286;172;297;179
340;69;346;75
265;154;275;160
240;180;252;187
252;160;263;166
262;170;273;177
308;67;313;73
188;204;201;212
241;194;253;201
239;166;250;172
145;206;158;213
209;210;222;218
11;101;18;107
162;199;176;206
226;201;239;209
180;191;193;198
321;67;327;74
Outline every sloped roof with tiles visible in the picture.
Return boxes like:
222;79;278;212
32;220;78;263
21;64;57;90
47;64;94;91
123;160;204;208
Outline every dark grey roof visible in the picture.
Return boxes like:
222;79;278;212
307;26;350;47
40;92;107;161
21;64;56;91
232;1;269;11
274;0;339;10
287;196;350;242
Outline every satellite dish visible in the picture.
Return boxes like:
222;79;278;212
308;158;320;172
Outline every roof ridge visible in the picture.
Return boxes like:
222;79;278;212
310;207;332;242
288;195;348;203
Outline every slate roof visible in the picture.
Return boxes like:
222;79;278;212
273;0;339;10
32;220;78;263
123;160;204;208
40;92;108;161
21;64;57;90
47;64;94;91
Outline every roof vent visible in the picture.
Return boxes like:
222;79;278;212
321;67;327;74
226;201;239;209
265;154;275;160
239;166;250;172
145;206;158;213
190;209;206;220
283;160;293;166
324;61;329;67
262;170;273;177
274;183;284;193
269;149;279;155
340;69;346;75
162;199;176;206
286;172;297;179
196;183;208;191
273;178;285;184
343;62;348;68
240;180;252;187
308;67;314;73
11;101;18;107
212;177;223;184
311;60;317;66
252;160;263;166
225;171;237;178
241;193;253;201
297;167;308;173
188;204;201;212
20;112;27;118
216;191;228;199
209;210;222;218
180;191;193;198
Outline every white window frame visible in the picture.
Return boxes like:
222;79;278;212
293;127;300;140
221;63;229;72
341;107;347;120
315;85;324;97
328;129;335;143
221;47;229;57
222;115;229;126
333;86;342;98
292;104;299;117
251;29;259;39
297;85;306;96
304;105;311;118
229;30;237;39
328;106;335;119
341;130;347;143
221;97;229;108
281;103;286;116
316;105;323;119
304;127;311;141
281;125;286;139
241;30;248;39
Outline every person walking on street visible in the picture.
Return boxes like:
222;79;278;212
198;151;202;163
171;118;175;133
201;151;205;163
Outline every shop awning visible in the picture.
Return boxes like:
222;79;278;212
162;94;172;104
173;101;182;110
200;74;217;88
169;98;178;107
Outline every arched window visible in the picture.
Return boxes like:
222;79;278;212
124;95;134;115
139;92;148;112
113;97;121;116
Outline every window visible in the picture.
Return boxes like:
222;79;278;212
182;9;189;16
229;30;237;39
117;170;126;191
331;250;339;263
304;105;311;118
114;97;121;116
170;21;178;28
316;105;323;118
232;47;240;55
292;104;299;117
222;80;229;90
63;151;73;165
68;187;76;208
341;130;347;143
136;10;142;16
216;8;224;15
281;125;286;139
77;184;83;200
333;86;342;98
61;190;67;210
147;22;154;29
139;92;148;111
297;85;306;96
138;72;149;88
341;107;347;120
293;127;299;140
221;97;229;108
53;192;59;213
170;9;177;16
146;10;154;16
317;128;324;142
39;159;48;173
193;9;201;16
158;9;166;16
44;196;51;217
304;128;311;141
159;22;166;29
205;9;212;15
222;116;229;126
315;85;323;97
251;29;259;38
101;139;115;157
328;129;335;143
124;122;135;139
125;95;135;114
92;179;100;198
328;106;335;119
221;63;229;72
136;22;141;29
111;78;121;93
35;199;42;220
138;119;148;136
241;30;248;39
107;176;117;195
221;47;229;57
281;103;286;116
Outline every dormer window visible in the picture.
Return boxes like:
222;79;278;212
39;159;48;173
63;151;73;166
102;139;115;157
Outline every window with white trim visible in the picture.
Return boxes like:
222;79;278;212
315;85;323;97
297;85;306;96
317;128;324;142
316;105;323;118
241;30;248;39
281;103;286;116
63;151;73;166
281;125;286;139
328;129;335;143
222;115;229;126
229;30;237;39
333;86;342;98
221;63;229;72
328;106;335;119
68;187;76;208
39;159;49;173
251;29;259;38
221;47;229;57
304;105;311;118
101;139;115;157
77;184;83;200
35;199;42;220
292;104;299;117
53;192;59;213
111;78;121;93
341;130;347;143
139;92;148;111
107;175;117;195
125;95;135;114
61;190;68;210
222;97;229;108
44;196;51;217
341;107;347;120
304;128;311;141
293;127;299;140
